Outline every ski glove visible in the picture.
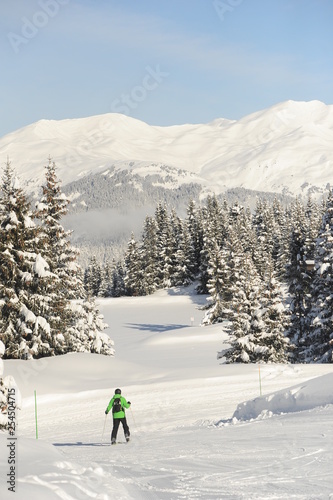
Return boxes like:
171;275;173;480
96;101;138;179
105;410;108;414
127;401;131;405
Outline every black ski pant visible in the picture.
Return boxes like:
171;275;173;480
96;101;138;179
111;417;130;442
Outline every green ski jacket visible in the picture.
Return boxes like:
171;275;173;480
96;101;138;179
106;395;131;419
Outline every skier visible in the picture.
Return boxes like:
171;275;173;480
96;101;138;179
105;388;131;445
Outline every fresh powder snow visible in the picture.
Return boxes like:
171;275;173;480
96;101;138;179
1;286;333;499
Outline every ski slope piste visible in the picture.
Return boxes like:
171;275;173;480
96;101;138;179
1;287;333;499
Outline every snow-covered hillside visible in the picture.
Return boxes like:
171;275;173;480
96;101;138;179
1;287;333;499
1;100;332;198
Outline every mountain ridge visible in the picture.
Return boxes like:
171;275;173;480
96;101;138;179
0;99;332;198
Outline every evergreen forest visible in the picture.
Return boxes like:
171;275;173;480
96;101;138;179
84;191;333;364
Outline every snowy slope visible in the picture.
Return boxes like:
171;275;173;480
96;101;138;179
0;100;332;197
1;287;333;499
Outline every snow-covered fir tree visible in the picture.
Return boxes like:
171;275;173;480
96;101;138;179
270;197;285;266
36;159;84;301
36;161;114;356
218;253;265;363
172;217;195;286
110;260;126;297
0;160;114;358
305;190;333;362
202;214;252;325
258;266;291;363
285;224;311;359
66;297;114;355
197;205;213;294
84;255;102;296
202;240;227;325
218;251;290;363
98;261;113;298
0;162;54;358
140;216;160;295
124;234;143;296
155;203;174;287
252;199;276;278
186;199;203;275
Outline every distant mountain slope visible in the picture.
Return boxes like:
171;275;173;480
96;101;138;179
0;100;332;198
1;100;332;264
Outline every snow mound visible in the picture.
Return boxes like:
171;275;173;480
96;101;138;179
232;373;333;421
0;434;127;500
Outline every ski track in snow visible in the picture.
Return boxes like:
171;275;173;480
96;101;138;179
2;287;333;499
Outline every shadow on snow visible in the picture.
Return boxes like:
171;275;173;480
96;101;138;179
53;442;110;447
125;323;187;332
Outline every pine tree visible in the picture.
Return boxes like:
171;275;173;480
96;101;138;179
172;218;195;287
218;249;290;363
0;162;54;359
252;199;276;278
219;254;264;363
285;224;311;359
205;224;243;326
202;240;226;325
197;205;214;294
305;190;333;362
140;216;159;295
36;159;84;301
37;160;114;356
259;268;291;363
276;216;291;280
110;260;126;297
84;255;102;296
67;297;114;355
155;203;174;287
186;199;202;275
0;160;114;359
98;261;113;297
124;234;142;296
206;194;224;247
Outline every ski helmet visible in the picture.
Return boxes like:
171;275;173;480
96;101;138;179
115;388;121;394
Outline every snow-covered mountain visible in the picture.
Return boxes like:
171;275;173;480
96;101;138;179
1;100;332;261
1;99;332;198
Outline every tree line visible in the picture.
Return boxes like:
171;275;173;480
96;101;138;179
84;192;333;364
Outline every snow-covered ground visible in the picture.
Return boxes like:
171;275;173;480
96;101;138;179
1;286;333;499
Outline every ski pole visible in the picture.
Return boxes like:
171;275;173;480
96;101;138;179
101;414;107;440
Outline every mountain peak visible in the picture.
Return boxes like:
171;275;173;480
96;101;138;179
0;100;332;197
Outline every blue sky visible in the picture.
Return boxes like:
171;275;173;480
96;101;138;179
1;0;332;136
